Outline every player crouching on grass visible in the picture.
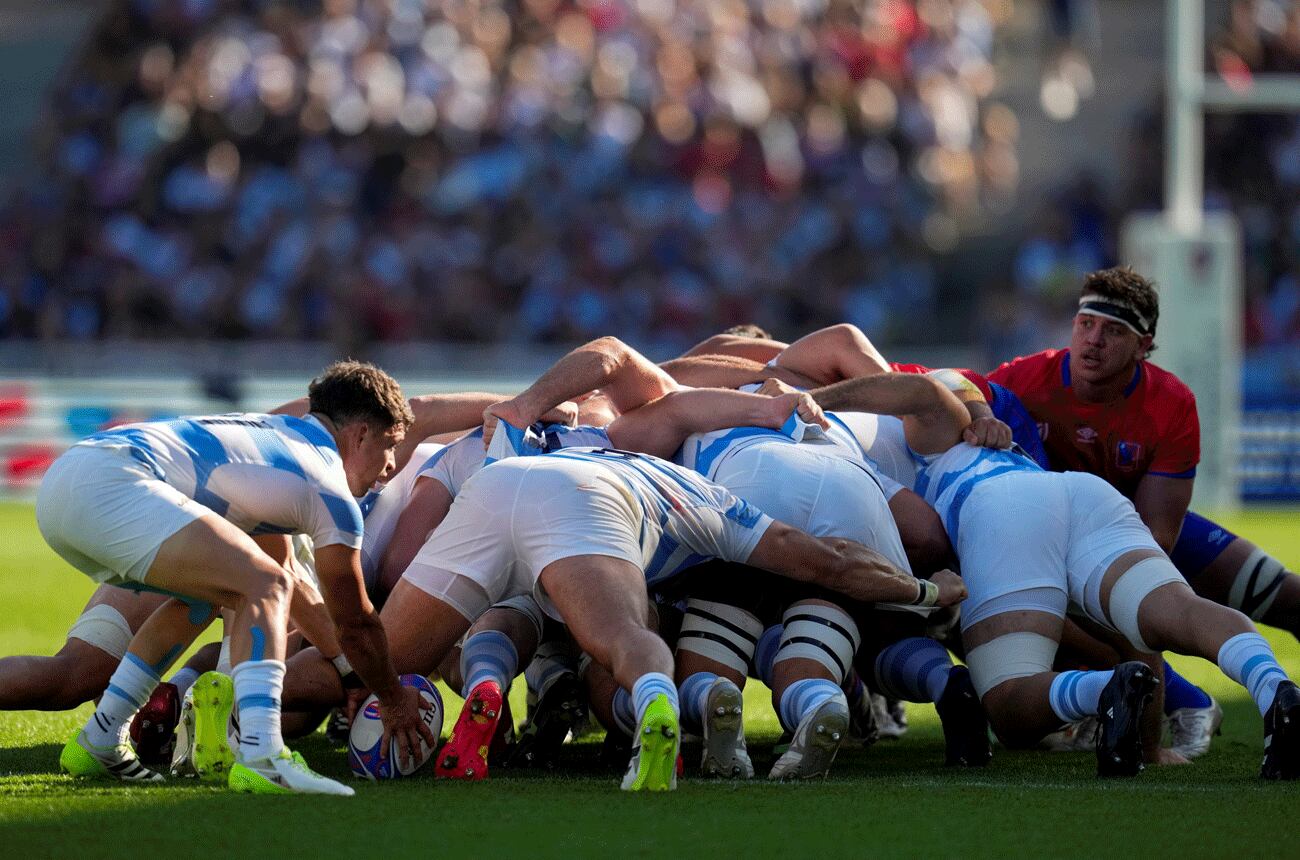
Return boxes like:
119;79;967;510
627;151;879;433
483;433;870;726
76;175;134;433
37;360;436;795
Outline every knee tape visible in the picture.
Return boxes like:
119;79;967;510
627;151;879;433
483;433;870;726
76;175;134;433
965;632;1058;698
67;605;133;661
493;594;547;641
1108;556;1184;653
676;599;763;677
774;601;861;684
1229;548;1288;621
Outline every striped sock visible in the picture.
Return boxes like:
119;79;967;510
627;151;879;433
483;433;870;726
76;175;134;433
1162;661;1212;713
232;659;285;761
611;688;637;737
1218;632;1289;716
754;625;782;688
524;641;575;702
1048;670;1113;722
459;630;518;697
169;667;201;699
85;653;159;747
631;672;679;727
873;637;954;704
777;678;842;733
678;672;718;735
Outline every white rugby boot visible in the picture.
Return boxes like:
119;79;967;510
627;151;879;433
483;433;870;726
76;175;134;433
229;748;355;796
1168;697;1223;759
1041;716;1099;752
769;695;849;780
170;685;198;778
700;677;753;779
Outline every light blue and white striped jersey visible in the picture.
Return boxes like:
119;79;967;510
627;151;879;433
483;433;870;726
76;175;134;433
541;447;773;586
359;441;444;586
820;411;919;491
913;443;1041;544
79;413;364;549
423;423;613;498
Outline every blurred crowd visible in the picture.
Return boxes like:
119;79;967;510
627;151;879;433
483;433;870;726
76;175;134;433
1001;0;1300;357
0;0;1017;350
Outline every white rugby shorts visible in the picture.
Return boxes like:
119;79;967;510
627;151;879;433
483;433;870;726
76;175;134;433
36;445;207;586
955;470;1166;628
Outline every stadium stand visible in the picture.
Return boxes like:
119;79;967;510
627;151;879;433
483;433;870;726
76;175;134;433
0;0;1015;348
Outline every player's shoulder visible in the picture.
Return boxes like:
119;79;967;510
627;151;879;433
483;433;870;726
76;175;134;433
1139;360;1197;407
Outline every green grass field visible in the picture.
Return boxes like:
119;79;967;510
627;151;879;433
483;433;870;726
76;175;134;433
3;502;1299;858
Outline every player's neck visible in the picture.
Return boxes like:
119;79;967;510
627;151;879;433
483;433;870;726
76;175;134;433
309;411;344;448
1071;363;1138;404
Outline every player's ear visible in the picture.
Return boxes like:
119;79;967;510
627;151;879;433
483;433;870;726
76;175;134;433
1137;333;1154;359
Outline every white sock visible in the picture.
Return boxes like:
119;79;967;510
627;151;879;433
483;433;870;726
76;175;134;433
231;659;286;761
85;653;159;747
169;667;201;699
1218;632;1289;716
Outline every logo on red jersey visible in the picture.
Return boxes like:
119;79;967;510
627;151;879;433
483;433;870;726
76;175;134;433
1116;441;1143;471
1075;426;1098;444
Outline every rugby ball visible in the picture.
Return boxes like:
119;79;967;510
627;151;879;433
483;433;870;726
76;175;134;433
347;674;443;780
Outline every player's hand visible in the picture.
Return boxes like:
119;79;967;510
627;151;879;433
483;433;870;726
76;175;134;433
963;417;1012;450
482;399;536;449
540;401;579;427
1152;747;1192;766
344;686;370;725
764;391;829;429
756;377;798;397
378;685;438;769
929;569;967;607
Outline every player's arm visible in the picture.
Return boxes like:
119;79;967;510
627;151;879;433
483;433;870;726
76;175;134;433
313;542;436;761
747;522;967;607
681;333;789;362
484;337;678;443
806;372;970;455
1133;475;1194;554
767;323;892;386
378;476;455;593
659;354;818;390
605;388;827;459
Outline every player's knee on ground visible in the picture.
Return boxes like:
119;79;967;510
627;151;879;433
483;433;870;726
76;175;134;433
675;599;762;685
966;631;1057;748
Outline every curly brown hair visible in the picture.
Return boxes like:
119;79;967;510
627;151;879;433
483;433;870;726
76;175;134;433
721;323;773;339
1081;267;1159;354
308;360;413;432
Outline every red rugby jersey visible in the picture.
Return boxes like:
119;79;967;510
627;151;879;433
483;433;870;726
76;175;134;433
986;348;1199;499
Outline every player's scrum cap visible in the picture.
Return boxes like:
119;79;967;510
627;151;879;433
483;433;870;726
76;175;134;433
1077;293;1153;337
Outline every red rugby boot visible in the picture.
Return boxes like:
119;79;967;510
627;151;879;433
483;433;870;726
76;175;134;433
129;682;180;769
436;680;504;781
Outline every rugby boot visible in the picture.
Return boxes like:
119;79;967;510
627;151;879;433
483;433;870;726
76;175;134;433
229;748;354;796
324;708;351;745
1096;661;1157;778
60;729;164;782
1041;716;1099;752
1260;680;1300;780
848;684;880;748
506;670;587;769
871;693;908;739
699;677;752;779
190;671;236;783
129;681;180;769
436;679;503;780
935;665;992;767
769;695;850;780
620;694;679;791
1168;697;1223;760
170;685;198;777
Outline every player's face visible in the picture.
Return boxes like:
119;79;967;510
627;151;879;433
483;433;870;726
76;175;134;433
340;422;404;496
1070;313;1148;384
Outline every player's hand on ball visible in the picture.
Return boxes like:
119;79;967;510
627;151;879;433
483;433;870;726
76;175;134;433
963;417;1012;450
379;685;439;768
930;569;967;607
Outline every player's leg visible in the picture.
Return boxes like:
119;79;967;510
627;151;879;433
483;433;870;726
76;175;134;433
0;587;166;711
538;555;680;791
1093;549;1300;779
888;488;954;575
436;598;543;780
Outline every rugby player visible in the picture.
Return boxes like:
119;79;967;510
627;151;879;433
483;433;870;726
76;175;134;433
37;361;436;795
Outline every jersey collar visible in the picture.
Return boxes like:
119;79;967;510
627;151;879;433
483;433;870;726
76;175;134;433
1061;350;1143;398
